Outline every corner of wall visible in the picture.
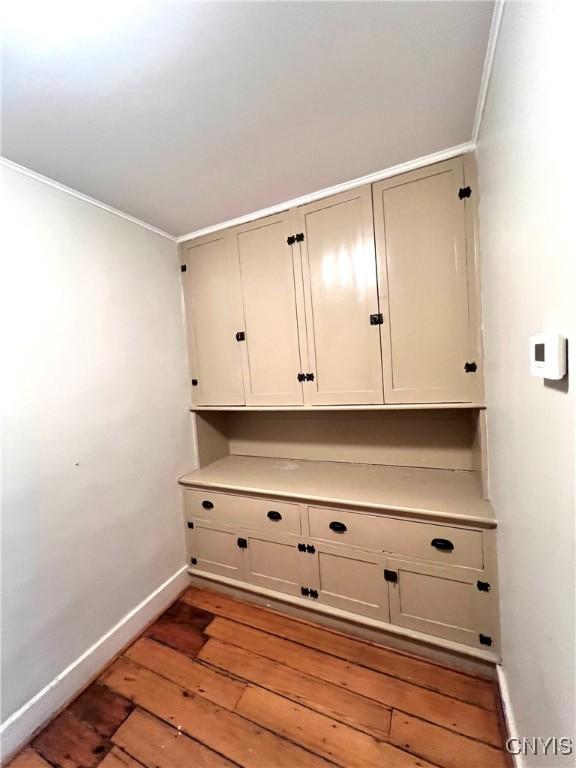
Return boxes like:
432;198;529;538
0;567;190;763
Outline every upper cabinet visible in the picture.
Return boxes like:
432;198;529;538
373;158;480;403
297;187;384;405
180;155;482;408
232;213;305;406
181;234;245;405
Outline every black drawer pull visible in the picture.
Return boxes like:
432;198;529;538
267;510;282;521
431;538;454;552
201;500;214;510
329;521;347;533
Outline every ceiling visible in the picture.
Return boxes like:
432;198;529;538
2;1;494;237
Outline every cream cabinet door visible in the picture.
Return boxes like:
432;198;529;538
181;234;245;405
233;214;305;405
314;542;389;620
298;187;384;405
244;536;313;597
386;558;495;649
188;525;244;580
373;159;479;403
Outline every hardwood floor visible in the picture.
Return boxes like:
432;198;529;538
9;587;510;768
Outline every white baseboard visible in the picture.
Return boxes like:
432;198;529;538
0;565;190;762
497;664;524;768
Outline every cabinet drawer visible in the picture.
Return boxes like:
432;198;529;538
308;506;483;569
184;489;301;535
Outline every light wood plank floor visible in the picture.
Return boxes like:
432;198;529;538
9;587;511;768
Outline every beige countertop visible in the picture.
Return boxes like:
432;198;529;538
179;455;495;528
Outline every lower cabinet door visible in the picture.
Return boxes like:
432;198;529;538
244;537;310;597
386;558;495;649
315;544;389;621
189;525;244;580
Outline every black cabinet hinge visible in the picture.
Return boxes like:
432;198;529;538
370;313;384;325
237;538;248;549
187;521;194;529
298;543;316;554
298;543;306;552
295;233;305;242
477;581;491;592
300;586;310;597
287;235;296;246
458;186;472;200
305;372;315;381
190;557;197;565
191;378;198;387
464;361;478;373
235;331;245;342
180;264;187;273
384;569;398;583
309;589;318;599
297;372;306;382
479;633;493;647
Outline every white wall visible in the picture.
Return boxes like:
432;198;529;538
0;165;193;756
477;2;575;765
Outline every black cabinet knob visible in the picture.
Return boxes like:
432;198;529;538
329;521;347;533
431;538;454;552
202;500;214;510
267;510;282;521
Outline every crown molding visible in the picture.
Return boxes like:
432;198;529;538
176;141;476;244
472;0;505;144
1;157;177;242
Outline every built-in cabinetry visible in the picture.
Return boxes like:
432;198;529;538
178;152;498;663
180;156;483;407
180;454;499;655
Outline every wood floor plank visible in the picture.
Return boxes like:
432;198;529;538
183;587;497;709
7;749;52;768
236;685;434;768
32;709;109;768
197;637;391;740
70;681;134;737
201;628;501;748
125;637;245;710
164;598;215;630
113;709;236;768
145;599;210;657
390;711;508;768
98;746;145;768
102;656;333;768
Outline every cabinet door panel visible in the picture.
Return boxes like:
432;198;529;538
182;235;245;405
373;159;477;403
315;543;389;620
299;187;384;404
245;537;309;597
234;215;304;405
387;558;495;649
189;526;244;579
